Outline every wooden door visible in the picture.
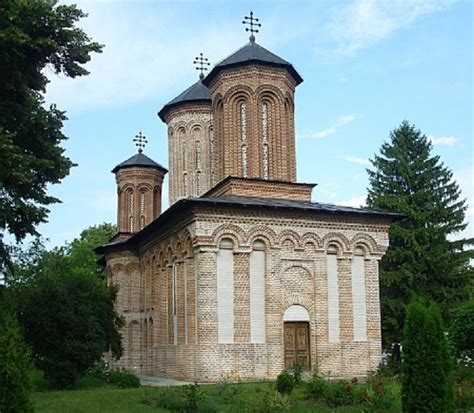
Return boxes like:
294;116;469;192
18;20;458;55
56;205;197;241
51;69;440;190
284;322;310;370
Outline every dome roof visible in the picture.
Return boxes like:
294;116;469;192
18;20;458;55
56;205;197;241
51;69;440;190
158;80;211;122
203;41;303;87
112;152;168;174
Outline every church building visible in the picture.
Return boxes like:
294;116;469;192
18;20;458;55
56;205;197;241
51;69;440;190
97;13;400;382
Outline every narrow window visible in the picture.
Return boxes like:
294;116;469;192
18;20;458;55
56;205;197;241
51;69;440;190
183;142;187;171
240;102;248;177
241;145;248;177
196;171;202;194
128;190;134;232
262;103;269;179
327;245;340;343
217;239;234;343
172;262;178;345
250;240;265;343
140;191;145;229
183;173;188;197
352;247;367;341
195;141;201;170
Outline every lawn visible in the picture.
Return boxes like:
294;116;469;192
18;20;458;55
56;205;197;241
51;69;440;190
33;379;401;413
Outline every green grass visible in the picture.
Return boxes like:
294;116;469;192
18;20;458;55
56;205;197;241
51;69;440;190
33;379;401;413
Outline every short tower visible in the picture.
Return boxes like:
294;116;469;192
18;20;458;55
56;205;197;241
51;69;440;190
158;54;212;206
112;133;168;235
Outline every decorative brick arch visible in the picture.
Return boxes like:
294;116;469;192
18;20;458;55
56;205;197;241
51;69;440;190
350;233;378;254
211;223;246;247
301;232;323;249
246;225;278;246
322;232;351;253
278;229;302;249
255;84;285;104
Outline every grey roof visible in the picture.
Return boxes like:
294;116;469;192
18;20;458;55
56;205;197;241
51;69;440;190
203;41;303;86
96;194;403;254
112;152;168;174
193;196;402;218
158;80;211;122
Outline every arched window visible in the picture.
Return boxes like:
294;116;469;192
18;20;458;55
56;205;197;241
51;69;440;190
140;190;146;230
352;246;367;341
217;238;234;343
182;142;187;171
240;102;248;177
327;244;340;343
127;189;134;232
262;102;269;179
195;140;201;170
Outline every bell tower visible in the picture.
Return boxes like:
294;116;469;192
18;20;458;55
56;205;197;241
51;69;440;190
112;132;168;235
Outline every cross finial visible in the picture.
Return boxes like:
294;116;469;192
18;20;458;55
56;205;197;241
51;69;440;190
133;131;148;153
193;53;210;80
242;11;261;42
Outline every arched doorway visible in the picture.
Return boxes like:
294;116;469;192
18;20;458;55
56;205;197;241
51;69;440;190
283;305;310;370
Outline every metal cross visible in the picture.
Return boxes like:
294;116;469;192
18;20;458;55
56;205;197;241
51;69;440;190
133;131;148;153
242;11;261;42
193;53;210;80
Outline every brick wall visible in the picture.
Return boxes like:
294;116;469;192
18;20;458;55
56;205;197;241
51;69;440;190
106;206;389;382
204;176;315;201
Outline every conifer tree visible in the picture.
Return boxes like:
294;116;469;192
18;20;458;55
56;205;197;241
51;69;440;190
402;301;453;413
367;121;473;342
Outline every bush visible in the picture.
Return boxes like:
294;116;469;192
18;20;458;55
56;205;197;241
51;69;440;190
254;390;291;413
323;380;355;407
305;373;328;399
292;363;303;385
402;301;454;412
108;369;140;388
0;311;34;413
276;370;295;395
450;300;474;361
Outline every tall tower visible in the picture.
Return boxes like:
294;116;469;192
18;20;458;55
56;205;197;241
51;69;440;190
203;12;303;185
158;54;212;205
112;132;168;235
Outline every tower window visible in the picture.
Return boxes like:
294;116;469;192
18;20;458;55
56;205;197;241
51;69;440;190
242;145;248;177
262;103;269;179
240;102;248;176
195;141;201;170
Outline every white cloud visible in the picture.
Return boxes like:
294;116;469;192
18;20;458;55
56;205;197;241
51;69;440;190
427;135;460;146
338;195;367;208
44;1;244;111
328;0;455;55
300;115;356;140
344;155;370;166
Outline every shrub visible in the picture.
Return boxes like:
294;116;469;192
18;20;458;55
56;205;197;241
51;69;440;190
292;362;303;385
108;369;140;388
276;370;295;395
323;380;355;407
450;300;474;361
305;373;328;399
254;390;291;413
143;388;186;411
0;311;34;413
402;301;454;412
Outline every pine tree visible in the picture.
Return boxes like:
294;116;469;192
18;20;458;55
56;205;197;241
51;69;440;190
402;301;453;413
367;121;473;342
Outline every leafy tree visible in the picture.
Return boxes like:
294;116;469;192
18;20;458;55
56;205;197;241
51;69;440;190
18;271;123;388
402;301;453;412
450;299;474;360
367;121;473;342
0;0;103;271
0;311;33;413
67;223;116;279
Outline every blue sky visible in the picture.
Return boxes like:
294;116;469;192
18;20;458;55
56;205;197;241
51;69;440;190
35;0;472;247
